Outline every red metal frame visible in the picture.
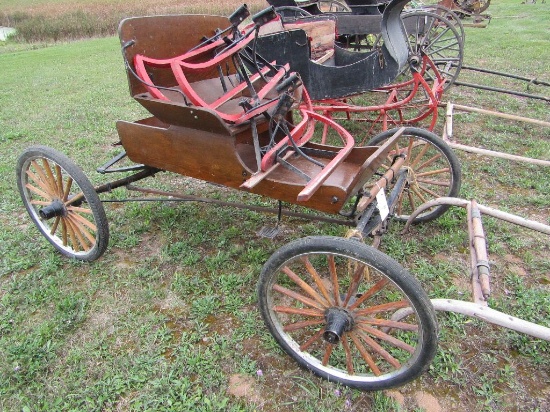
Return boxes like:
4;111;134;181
134;29;289;124
310;55;444;141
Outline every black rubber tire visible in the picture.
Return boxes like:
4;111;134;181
367;127;461;223
17;145;108;261
258;236;438;391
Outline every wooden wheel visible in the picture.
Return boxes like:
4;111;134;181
366;127;461;223
258;236;438;390
17;146;108;261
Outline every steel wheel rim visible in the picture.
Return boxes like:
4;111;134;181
20;155;100;257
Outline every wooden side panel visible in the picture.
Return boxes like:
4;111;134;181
116;118;382;214
117;118;247;188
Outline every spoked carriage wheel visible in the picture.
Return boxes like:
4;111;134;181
418;5;465;41
454;0;490;15
401;10;464;90
17;146;108;261
258;236;438;390
366;127;461;223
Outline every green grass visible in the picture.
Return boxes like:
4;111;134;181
1;0;549;411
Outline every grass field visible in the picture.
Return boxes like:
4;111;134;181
0;0;549;411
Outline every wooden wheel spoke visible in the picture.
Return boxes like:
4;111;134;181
327;255;341;306
355;329;401;369
410;143;430;168
411;186;428;204
50;216;61;236
67;214;96;247
65;215;88;251
55;164;64;196
64;217;80;252
302;257;333;306
405;138;415;163
273;284;326;311
283;319;324;332
62;177;74;202
407;190;416;211
299;327;325;352
322;343;334;366
416;178;450;188
65;192;85;207
342;264;366;307
354;300;410;316
348;331;382;375
416;153;442;171
417;184;443;199
66;216;91;251
26;170;54;198
396;188;405;216
67;210;97;232
341;335;354;375
31;160;57;196
416;167;450;178
61;219;68;247
66;205;93;214
348;279;389;310
25;182;52;202
273;305;324;317
30;200;52;206
41;159;59;196
281;266;330;308
357;323;415;354
357;317;418;332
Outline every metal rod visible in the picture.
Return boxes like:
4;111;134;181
461;65;550;87
94;168;159;195
118;185;355;226
453;81;550;102
68;167;158;205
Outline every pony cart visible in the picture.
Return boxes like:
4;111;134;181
16;4;464;390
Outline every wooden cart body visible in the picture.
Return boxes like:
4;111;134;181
117;14;394;214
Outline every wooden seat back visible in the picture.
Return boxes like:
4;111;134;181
118;14;232;99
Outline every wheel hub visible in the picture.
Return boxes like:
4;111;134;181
323;307;354;344
39;199;66;219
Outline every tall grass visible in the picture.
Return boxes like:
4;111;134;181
1;0;266;42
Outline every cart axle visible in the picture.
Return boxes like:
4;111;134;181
324;307;354;344
39;199;65;220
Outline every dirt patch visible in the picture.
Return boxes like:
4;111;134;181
414;391;442;412
227;374;263;404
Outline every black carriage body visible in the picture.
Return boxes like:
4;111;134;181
255;29;398;100
256;0;411;100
